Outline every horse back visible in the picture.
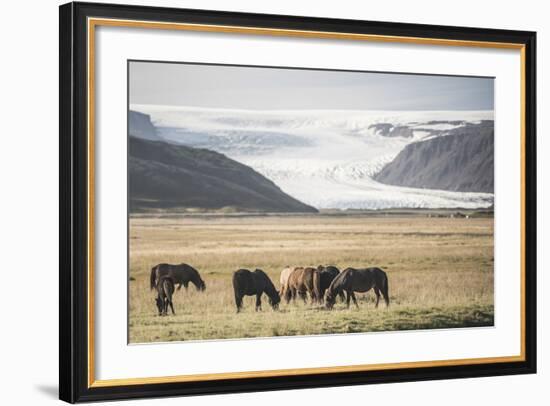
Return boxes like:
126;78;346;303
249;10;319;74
287;267;306;289
348;267;386;292
319;267;339;290
233;269;256;296
155;263;197;283
303;267;318;285
279;267;295;286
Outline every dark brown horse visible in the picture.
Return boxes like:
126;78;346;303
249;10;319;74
317;265;345;302
155;275;175;316
325;267;389;309
232;269;280;313
150;263;206;292
285;267;321;304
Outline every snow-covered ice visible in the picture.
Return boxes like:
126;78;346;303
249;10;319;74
131;104;494;210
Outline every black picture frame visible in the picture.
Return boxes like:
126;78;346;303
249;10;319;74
59;1;537;403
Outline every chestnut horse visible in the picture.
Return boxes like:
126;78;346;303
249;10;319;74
279;266;297;299
285;267;322;304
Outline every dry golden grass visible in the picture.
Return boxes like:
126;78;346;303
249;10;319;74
129;214;494;343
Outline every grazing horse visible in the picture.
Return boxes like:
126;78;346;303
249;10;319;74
325;267;389;309
285;267;322;304
150;263;206;292
232;269;281;313
317;265;345;302
155;276;175;316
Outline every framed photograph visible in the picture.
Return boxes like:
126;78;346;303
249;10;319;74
59;2;537;403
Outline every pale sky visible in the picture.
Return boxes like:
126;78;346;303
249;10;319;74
129;60;494;111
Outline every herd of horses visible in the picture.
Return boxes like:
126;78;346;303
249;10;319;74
149;263;389;316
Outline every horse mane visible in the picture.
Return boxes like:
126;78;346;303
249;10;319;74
327;268;348;296
255;269;279;300
181;263;206;290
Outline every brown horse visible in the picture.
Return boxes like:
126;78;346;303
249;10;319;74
232;269;280;313
279;266;297;299
285;267;321;304
150;263;206;292
325;267;389;309
155;275;175;316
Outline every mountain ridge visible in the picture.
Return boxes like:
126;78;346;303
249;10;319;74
373;121;494;193
129;136;318;213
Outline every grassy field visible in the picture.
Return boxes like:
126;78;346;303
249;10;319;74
128;213;494;343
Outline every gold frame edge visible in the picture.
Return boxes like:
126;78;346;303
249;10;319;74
86;17;527;388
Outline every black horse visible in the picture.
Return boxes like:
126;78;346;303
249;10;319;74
150;263;206;292
155;276;175;316
325;267;389;309
317;265;345;302
232;269;281;313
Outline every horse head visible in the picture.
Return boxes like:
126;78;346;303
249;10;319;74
268;292;281;311
266;278;281;310
325;291;336;309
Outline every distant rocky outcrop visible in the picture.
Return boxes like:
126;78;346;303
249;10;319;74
373;121;494;193
129;136;318;213
369;123;414;138
129;110;162;141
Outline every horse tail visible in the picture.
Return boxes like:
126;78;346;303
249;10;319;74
313;269;322;303
162;277;174;297
232;271;244;311
150;265;158;290
381;270;390;306
232;271;240;294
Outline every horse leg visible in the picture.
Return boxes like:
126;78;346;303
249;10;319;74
169;298;175;315
235;294;243;313
177;283;183;291
373;287;381;308
300;290;308;304
305;286;314;304
319;287;325;304
350;292;359;309
346;291;351;308
255;293;262;312
382;282;390;307
183;281;189;291
163;298;168;316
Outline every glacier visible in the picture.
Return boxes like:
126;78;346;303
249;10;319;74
130;104;494;210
